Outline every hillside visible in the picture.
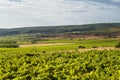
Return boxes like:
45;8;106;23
0;23;120;37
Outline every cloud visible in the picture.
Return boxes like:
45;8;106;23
112;0;120;2
8;0;23;2
0;0;120;28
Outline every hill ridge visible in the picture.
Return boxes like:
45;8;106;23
0;23;120;36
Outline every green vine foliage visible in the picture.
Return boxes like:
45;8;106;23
0;50;120;80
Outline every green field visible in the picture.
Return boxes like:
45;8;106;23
0;38;120;80
36;38;120;48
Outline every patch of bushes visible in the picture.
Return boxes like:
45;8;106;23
0;40;19;48
92;46;98;48
31;40;38;44
0;44;18;48
115;42;120;48
78;46;85;49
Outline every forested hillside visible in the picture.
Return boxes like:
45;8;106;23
0;23;120;37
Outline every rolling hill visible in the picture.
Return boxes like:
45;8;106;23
0;23;120;37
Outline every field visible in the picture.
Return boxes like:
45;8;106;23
0;38;120;80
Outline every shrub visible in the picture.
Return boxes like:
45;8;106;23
115;42;120;48
31;40;37;44
92;46;98;48
78;46;85;49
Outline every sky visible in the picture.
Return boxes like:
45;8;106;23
0;0;120;28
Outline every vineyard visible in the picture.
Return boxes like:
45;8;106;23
0;47;120;80
0;40;18;48
0;38;120;80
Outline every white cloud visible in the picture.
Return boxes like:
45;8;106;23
112;0;120;2
0;0;120;28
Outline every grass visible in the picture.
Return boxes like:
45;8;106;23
0;38;119;54
0;38;119;55
19;38;120;48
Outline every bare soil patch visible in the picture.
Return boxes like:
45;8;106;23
78;47;118;52
20;43;71;47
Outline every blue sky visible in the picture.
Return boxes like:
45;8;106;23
0;0;120;28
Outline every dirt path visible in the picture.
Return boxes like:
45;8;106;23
65;47;119;53
20;43;71;47
78;47;117;52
